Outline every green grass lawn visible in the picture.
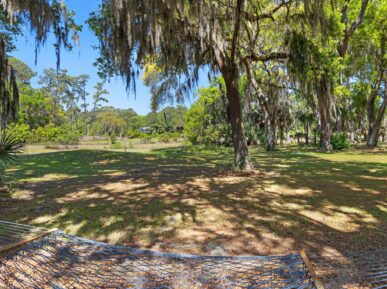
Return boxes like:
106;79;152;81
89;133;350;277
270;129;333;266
1;144;386;256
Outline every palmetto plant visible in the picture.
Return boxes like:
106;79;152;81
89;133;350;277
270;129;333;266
0;132;24;168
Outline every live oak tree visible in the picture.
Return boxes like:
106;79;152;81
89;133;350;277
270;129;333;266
287;0;371;151
348;0;386;147
89;0;301;170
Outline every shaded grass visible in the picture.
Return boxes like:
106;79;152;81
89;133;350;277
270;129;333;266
1;145;386;256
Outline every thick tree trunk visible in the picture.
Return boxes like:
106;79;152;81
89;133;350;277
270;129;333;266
265;111;277;150
316;75;333;151
367;87;387;147
223;70;253;171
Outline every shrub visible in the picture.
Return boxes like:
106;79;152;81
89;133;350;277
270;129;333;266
127;129;141;139
158;132;180;143
109;132;117;144
31;124;80;145
6;123;32;143
331;133;350;150
139;135;154;144
57;130;81;145
110;141;123;150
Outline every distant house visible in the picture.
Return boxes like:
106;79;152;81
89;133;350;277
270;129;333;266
139;127;153;134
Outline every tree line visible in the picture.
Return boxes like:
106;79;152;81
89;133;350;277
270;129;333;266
89;0;386;170
0;0;386;171
5;59;186;144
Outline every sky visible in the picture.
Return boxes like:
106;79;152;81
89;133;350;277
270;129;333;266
11;0;209;115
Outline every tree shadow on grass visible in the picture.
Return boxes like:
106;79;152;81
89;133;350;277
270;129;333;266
1;147;386;260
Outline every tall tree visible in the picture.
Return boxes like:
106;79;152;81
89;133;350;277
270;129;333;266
287;0;370;151
39;68;69;125
8;58;36;85
73;74;90;133
90;82;108;129
89;0;300;170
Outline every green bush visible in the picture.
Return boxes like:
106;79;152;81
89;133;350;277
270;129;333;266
56;130;81;145
6;123;32;142
139;135;154;144
110;141;123;150
331;133;350;150
109;132;117;144
127;129;141;139
30;124;80;145
158;132;180;143
244;124;264;146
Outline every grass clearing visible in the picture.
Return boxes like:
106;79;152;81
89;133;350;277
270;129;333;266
1;144;386;256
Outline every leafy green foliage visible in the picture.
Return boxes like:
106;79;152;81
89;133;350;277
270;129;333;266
31;125;80;145
184;84;231;146
0;132;24;167
331;133;350;150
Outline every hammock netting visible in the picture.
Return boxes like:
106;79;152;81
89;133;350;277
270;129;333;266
0;221;386;289
0;224;317;289
310;250;387;289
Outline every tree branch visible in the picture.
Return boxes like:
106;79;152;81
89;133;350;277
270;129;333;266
245;51;289;62
243;0;292;22
338;0;369;57
231;0;245;63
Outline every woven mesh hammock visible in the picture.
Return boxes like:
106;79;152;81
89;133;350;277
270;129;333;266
1;221;386;289
310;250;387;289
0;222;318;289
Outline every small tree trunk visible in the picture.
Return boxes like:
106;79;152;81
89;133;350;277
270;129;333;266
0;115;6;131
304;122;309;145
367;96;376;142
83;99;88;136
223;71;253;171
52;98;57;125
279;115;284;145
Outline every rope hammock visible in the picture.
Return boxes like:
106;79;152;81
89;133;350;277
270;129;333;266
0;221;385;288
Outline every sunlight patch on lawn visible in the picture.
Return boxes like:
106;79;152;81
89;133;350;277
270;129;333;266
264;184;313;195
98;182;149;195
91;159;121;165
18;173;75;183
105;171;128;176
31;209;68;227
361;175;387;181
64;220;88;235
56;190;111;203
308;152;387;163
299;205;378;233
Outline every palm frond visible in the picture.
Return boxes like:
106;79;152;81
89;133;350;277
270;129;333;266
0;132;24;167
